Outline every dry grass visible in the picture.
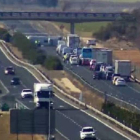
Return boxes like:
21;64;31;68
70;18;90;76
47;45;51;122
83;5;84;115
0;112;44;140
113;50;140;66
36;65;104;110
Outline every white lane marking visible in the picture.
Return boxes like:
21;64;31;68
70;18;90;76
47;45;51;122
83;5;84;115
59;105;64;108
57;110;82;128
1;43;132;140
55;129;70;140
15;99;70;140
20;81;27;88
55;94;131;140
126;84;140;94
0;80;9;93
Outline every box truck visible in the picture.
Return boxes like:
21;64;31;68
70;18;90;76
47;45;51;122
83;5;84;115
114;60;131;81
33;83;54;108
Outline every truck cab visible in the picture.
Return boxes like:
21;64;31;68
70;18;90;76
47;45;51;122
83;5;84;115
34;83;54;109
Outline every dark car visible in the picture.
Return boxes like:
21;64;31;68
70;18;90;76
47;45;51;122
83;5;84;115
93;71;103;80
4;66;15;75
11;77;20;85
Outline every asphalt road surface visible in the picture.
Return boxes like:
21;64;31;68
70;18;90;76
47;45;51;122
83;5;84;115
4;20;140;109
0;28;131;140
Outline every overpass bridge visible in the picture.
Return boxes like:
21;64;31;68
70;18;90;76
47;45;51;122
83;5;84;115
0;12;135;34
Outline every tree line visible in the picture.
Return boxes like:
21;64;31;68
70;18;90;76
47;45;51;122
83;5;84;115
94;9;140;41
0;29;63;70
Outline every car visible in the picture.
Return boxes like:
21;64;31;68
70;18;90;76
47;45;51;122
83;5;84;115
21;89;33;99
115;78;126;86
93;71;103;80
112;76;121;85
80;126;96;140
69;56;79;65
4;66;15;75
11;77;20;85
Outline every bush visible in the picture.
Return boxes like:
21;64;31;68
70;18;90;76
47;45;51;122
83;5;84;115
94;13;137;40
1;103;9;111
11;32;47;65
44;56;63;70
102;102;140;132
0;28;11;42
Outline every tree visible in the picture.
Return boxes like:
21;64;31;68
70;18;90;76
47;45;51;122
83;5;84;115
1;103;9;111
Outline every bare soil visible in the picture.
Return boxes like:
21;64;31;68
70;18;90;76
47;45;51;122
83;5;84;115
0;112;44;140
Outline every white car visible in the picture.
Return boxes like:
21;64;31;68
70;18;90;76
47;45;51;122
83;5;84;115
69;56;79;65
112;76;121;85
115;78;126;86
80;127;96;140
21;89;33;99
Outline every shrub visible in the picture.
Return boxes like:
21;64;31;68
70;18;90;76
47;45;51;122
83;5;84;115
102;102;140;133
1;103;9;111
44;56;63;70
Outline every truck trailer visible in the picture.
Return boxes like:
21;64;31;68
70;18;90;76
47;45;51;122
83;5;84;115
114;60;131;81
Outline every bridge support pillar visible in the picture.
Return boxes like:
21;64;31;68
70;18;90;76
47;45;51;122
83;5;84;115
70;22;75;34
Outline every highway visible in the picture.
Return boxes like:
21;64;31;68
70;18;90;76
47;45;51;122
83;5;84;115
4;20;140;108
0;22;132;140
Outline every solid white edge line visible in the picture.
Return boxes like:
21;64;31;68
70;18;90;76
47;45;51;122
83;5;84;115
55;94;132;140
0;42;132;140
0;80;9;93
55;129;70;140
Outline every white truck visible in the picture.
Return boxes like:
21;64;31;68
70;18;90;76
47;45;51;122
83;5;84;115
114;60;131;81
33;83;54;108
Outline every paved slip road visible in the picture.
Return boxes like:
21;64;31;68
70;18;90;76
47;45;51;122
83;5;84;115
0;33;131;140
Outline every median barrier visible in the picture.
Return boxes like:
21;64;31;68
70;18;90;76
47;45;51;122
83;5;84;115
1;41;140;139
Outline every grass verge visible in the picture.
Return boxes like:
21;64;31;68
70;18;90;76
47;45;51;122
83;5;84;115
55;22;110;37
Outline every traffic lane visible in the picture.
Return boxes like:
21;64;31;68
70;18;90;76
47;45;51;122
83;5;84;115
53;97;129;140
0;50;38;89
3;20;39;33
0;43;130;140
56;110;81;140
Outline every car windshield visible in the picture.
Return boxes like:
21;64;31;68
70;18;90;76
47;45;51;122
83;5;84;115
13;78;19;81
23;89;32;92
107;68;113;71
83;128;94;132
7;67;13;70
118;79;125;82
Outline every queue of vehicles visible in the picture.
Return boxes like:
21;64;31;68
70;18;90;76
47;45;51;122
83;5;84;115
55;34;132;87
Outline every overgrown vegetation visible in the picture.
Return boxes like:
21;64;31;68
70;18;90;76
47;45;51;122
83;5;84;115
0;28;11;42
1;103;9;111
94;10;140;41
9;31;63;70
102;102;140;133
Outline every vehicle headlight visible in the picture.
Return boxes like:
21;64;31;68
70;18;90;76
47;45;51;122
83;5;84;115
5;70;8;73
11;80;14;82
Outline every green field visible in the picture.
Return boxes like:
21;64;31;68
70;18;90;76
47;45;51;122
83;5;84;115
55;22;110;37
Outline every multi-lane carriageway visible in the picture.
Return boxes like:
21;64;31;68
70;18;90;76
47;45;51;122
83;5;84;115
0;41;132;140
4;20;140;109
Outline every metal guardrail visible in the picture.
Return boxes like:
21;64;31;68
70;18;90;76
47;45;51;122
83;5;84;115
0;12;135;22
1;41;140;139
